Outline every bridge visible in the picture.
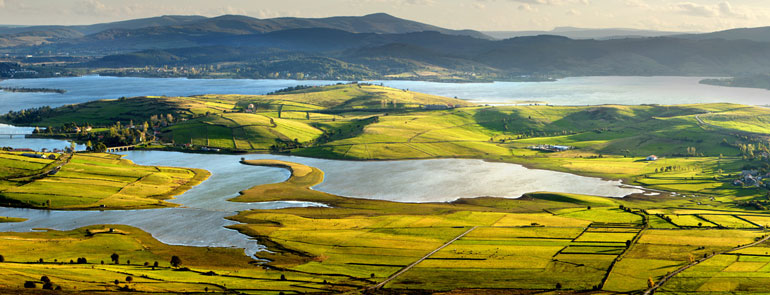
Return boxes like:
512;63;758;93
104;145;136;153
0;134;27;138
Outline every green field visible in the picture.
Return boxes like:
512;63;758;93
0;152;208;209
4;85;770;293
0;225;369;294
9;84;769;203
223;160;770;293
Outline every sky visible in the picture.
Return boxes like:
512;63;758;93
0;0;769;32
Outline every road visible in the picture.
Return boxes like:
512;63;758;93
643;233;770;295
371;226;478;290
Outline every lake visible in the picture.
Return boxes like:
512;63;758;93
0;150;641;257
0;76;769;113
2;75;704;256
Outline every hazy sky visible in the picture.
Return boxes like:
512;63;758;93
1;0;769;32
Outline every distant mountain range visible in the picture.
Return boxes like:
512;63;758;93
0;13;489;49
484;27;686;40
3;14;770;81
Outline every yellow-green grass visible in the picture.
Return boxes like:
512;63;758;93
554;207;643;225
260;84;474;109
699;106;770;134
19;87;769;202
227;160;666;292
664;215;718;228
740;215;770;228
700;214;760;229
0;155;51;179
0;216;25;223
606;229;765;292
660;247;770;293
0;225;366;293
0;153;209;209
638;229;763;247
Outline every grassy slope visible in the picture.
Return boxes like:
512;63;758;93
0;152;209;210
12;85;770;202
227;160;770;293
0;225;365;294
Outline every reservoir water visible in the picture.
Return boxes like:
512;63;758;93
0;149;641;256
0;76;769;113
1;75;726;256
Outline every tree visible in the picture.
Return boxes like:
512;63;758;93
555;282;562;289
42;282;53;290
126;276;133;284
24;281;36;288
110;253;119;264
170;255;181;268
0;254;3;262
95;143;107;153
153;261;159;267
280;274;286;281
647;277;655;288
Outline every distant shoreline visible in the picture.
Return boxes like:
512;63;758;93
0;87;66;94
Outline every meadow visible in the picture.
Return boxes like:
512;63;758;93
3;84;770;293
10;84;768;200
0;225;365;294
0;152;208;209
223;160;770;294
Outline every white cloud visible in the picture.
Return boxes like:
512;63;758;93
518;4;534;11
566;8;581;15
624;0;649;9
675;2;718;17
219;5;246;15
404;0;435;5
718;1;748;19
75;0;109;16
509;0;588;5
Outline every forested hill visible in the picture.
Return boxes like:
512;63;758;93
84;31;770;79
5;14;770;81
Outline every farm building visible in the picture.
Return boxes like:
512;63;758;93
646;155;658;161
529;144;573;152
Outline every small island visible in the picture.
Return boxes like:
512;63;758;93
700;74;770;90
0;87;66;94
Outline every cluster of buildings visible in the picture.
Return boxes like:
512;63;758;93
734;170;770;187
245;104;256;113
528;144;573;152
421;104;460;110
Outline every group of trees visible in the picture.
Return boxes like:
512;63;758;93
266;85;316;95
2;106;55;124
24;275;61;290
655;165;686;173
